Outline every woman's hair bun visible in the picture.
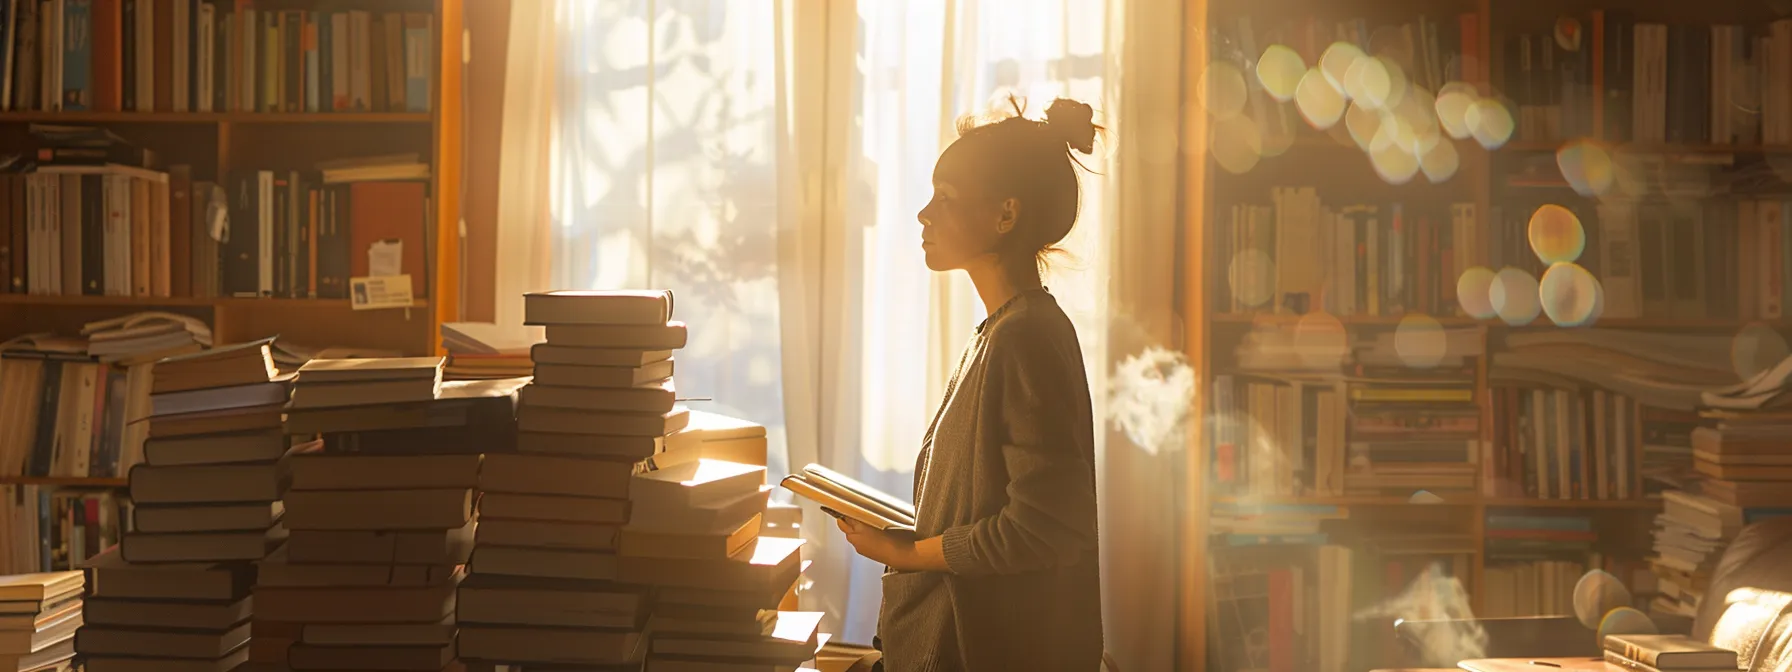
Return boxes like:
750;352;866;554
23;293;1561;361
1044;98;1097;155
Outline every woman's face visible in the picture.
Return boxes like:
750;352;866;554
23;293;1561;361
917;144;1012;272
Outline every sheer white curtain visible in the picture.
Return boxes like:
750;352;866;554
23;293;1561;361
506;0;1179;661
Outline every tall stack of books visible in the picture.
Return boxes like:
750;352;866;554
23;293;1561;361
0;571;82;671
625;459;823;670
457;290;690;668
253;357;509;672
76;338;292;672
1643;360;1792;619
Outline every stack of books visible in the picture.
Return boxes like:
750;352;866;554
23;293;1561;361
625;459;823;670
457;290;691;668
81;312;213;364
255;358;519;672
0;572;81;671
440;322;540;381
76;338;292;672
647;411;804;540
80;551;255;672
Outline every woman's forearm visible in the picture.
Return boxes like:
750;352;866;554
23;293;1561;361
899;534;951;572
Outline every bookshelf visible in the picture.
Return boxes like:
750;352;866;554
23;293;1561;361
0;0;466;576
0;0;465;356
1179;0;1789;667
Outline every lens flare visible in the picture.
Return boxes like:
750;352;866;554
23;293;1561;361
1395;314;1448;368
1556;140;1616;196
1293;312;1350;370
1731;323;1791;380
1574;570;1632;629
1456;266;1497;319
1421;138;1460;183
1539;262;1601;327
1489;267;1542;326
1295;68;1347;129
1199;62;1249;120
1465;98;1515;149
1211;115;1263;174
1257;45;1306;102
1228;248;1276;308
1320;42;1366;95
1528;204;1586;264
1597;608;1659;641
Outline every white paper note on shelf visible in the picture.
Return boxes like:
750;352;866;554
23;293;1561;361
369;239;404;277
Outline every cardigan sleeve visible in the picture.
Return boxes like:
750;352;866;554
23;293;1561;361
939;324;1098;576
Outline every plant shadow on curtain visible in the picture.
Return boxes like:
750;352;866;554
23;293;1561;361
550;0;794;481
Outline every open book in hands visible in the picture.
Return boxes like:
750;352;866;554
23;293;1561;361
780;463;917;533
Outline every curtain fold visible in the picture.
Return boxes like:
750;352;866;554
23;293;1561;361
488;0;558;334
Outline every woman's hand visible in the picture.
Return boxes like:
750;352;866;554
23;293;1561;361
836;517;950;572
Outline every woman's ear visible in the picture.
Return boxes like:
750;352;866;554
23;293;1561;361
997;197;1020;234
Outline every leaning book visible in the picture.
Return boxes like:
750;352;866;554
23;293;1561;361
780;464;916;532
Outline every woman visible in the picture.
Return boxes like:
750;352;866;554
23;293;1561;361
835;97;1105;671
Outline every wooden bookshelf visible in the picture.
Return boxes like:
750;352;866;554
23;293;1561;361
0;1;464;357
0;0;467;552
1176;0;1777;667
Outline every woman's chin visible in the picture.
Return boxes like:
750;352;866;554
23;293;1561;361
922;248;950;272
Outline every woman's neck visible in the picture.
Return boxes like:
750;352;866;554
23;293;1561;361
966;261;1043;316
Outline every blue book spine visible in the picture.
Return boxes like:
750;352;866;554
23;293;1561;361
304;11;318;112
403;14;428;112
62;0;91;111
317;10;330;112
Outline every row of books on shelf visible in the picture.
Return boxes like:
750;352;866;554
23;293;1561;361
1209;502;1658;670
0;486;125;575
1502;15;1792;147
1218;190;1792;322
2;0;435;115
1210;373;1675;500
1;158;430;299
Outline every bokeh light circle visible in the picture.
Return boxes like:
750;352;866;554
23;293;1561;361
1731;323;1791;381
1293;311;1350;370
1557;140;1616;196
1211;115;1263;174
1319;42;1366;95
1227;248;1276;308
1456;266;1497;319
1295;68;1347;129
1199;62;1249;120
1434;84;1477;139
1394;314;1448;369
1465;98;1515;149
1257;45;1306;102
1489;267;1542;326
1528;204;1587;264
1421;138;1460;183
1539;262;1601;327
